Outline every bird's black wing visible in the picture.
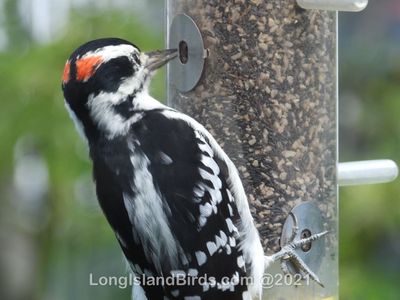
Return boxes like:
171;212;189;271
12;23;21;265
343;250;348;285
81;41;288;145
91;109;251;300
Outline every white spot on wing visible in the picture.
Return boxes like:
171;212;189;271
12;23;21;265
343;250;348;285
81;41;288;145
196;182;222;228
201;155;220;175
226;189;234;203
227;203;234;216
215;233;226;248
188;268;198;277
171;290;180;297
226;218;238;233
195;251;207;266
197;140;213;157
170;270;185;277
237;256;245;268
199;217;207;227
212;203;218;214
199;203;213;217
206;241;218;256
208;188;222;205
159;151;173;165
219;230;228;245
193;185;205;198
199;168;222;190
233;271;240;283
202;282;210;292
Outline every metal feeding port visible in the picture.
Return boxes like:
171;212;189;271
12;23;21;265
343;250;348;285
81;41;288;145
280;201;326;278
168;14;207;92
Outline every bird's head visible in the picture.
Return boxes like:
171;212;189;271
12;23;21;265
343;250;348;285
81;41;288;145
62;38;176;140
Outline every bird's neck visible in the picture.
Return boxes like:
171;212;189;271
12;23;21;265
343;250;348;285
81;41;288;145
87;89;167;140
133;91;169;112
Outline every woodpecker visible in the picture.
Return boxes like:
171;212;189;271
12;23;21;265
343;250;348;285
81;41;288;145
62;38;326;300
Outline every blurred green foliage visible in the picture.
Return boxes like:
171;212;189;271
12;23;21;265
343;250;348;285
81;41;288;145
0;9;164;300
339;14;400;299
0;4;399;300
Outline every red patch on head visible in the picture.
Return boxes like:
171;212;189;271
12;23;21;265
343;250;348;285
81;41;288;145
63;61;71;83
76;55;103;82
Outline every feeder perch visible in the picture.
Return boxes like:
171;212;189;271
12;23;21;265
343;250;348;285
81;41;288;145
166;0;396;299
297;0;368;12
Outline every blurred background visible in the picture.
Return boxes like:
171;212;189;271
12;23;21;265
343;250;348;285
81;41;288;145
0;0;398;299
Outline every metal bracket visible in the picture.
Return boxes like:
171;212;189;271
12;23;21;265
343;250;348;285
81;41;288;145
280;201;326;276
168;14;207;92
297;0;368;11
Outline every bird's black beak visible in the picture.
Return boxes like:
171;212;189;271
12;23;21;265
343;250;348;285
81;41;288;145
144;49;177;72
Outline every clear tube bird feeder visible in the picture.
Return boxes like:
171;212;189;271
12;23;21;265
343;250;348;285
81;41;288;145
165;1;376;299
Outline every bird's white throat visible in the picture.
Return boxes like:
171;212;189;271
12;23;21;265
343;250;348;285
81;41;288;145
87;78;167;139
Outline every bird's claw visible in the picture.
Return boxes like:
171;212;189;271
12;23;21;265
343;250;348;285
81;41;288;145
265;211;328;287
267;230;328;287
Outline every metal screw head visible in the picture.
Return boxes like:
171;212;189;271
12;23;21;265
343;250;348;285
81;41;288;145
300;229;312;252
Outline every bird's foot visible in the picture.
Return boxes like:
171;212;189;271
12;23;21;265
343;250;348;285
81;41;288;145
265;230;329;287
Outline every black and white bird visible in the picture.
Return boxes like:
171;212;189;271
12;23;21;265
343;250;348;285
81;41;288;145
62;38;326;300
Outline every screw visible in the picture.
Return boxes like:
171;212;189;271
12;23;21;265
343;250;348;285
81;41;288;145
179;40;188;64
300;229;312;252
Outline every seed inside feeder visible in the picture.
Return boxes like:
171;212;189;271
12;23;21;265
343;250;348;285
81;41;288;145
168;0;338;297
167;0;336;259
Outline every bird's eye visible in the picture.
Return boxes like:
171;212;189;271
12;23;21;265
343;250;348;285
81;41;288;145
131;53;141;65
